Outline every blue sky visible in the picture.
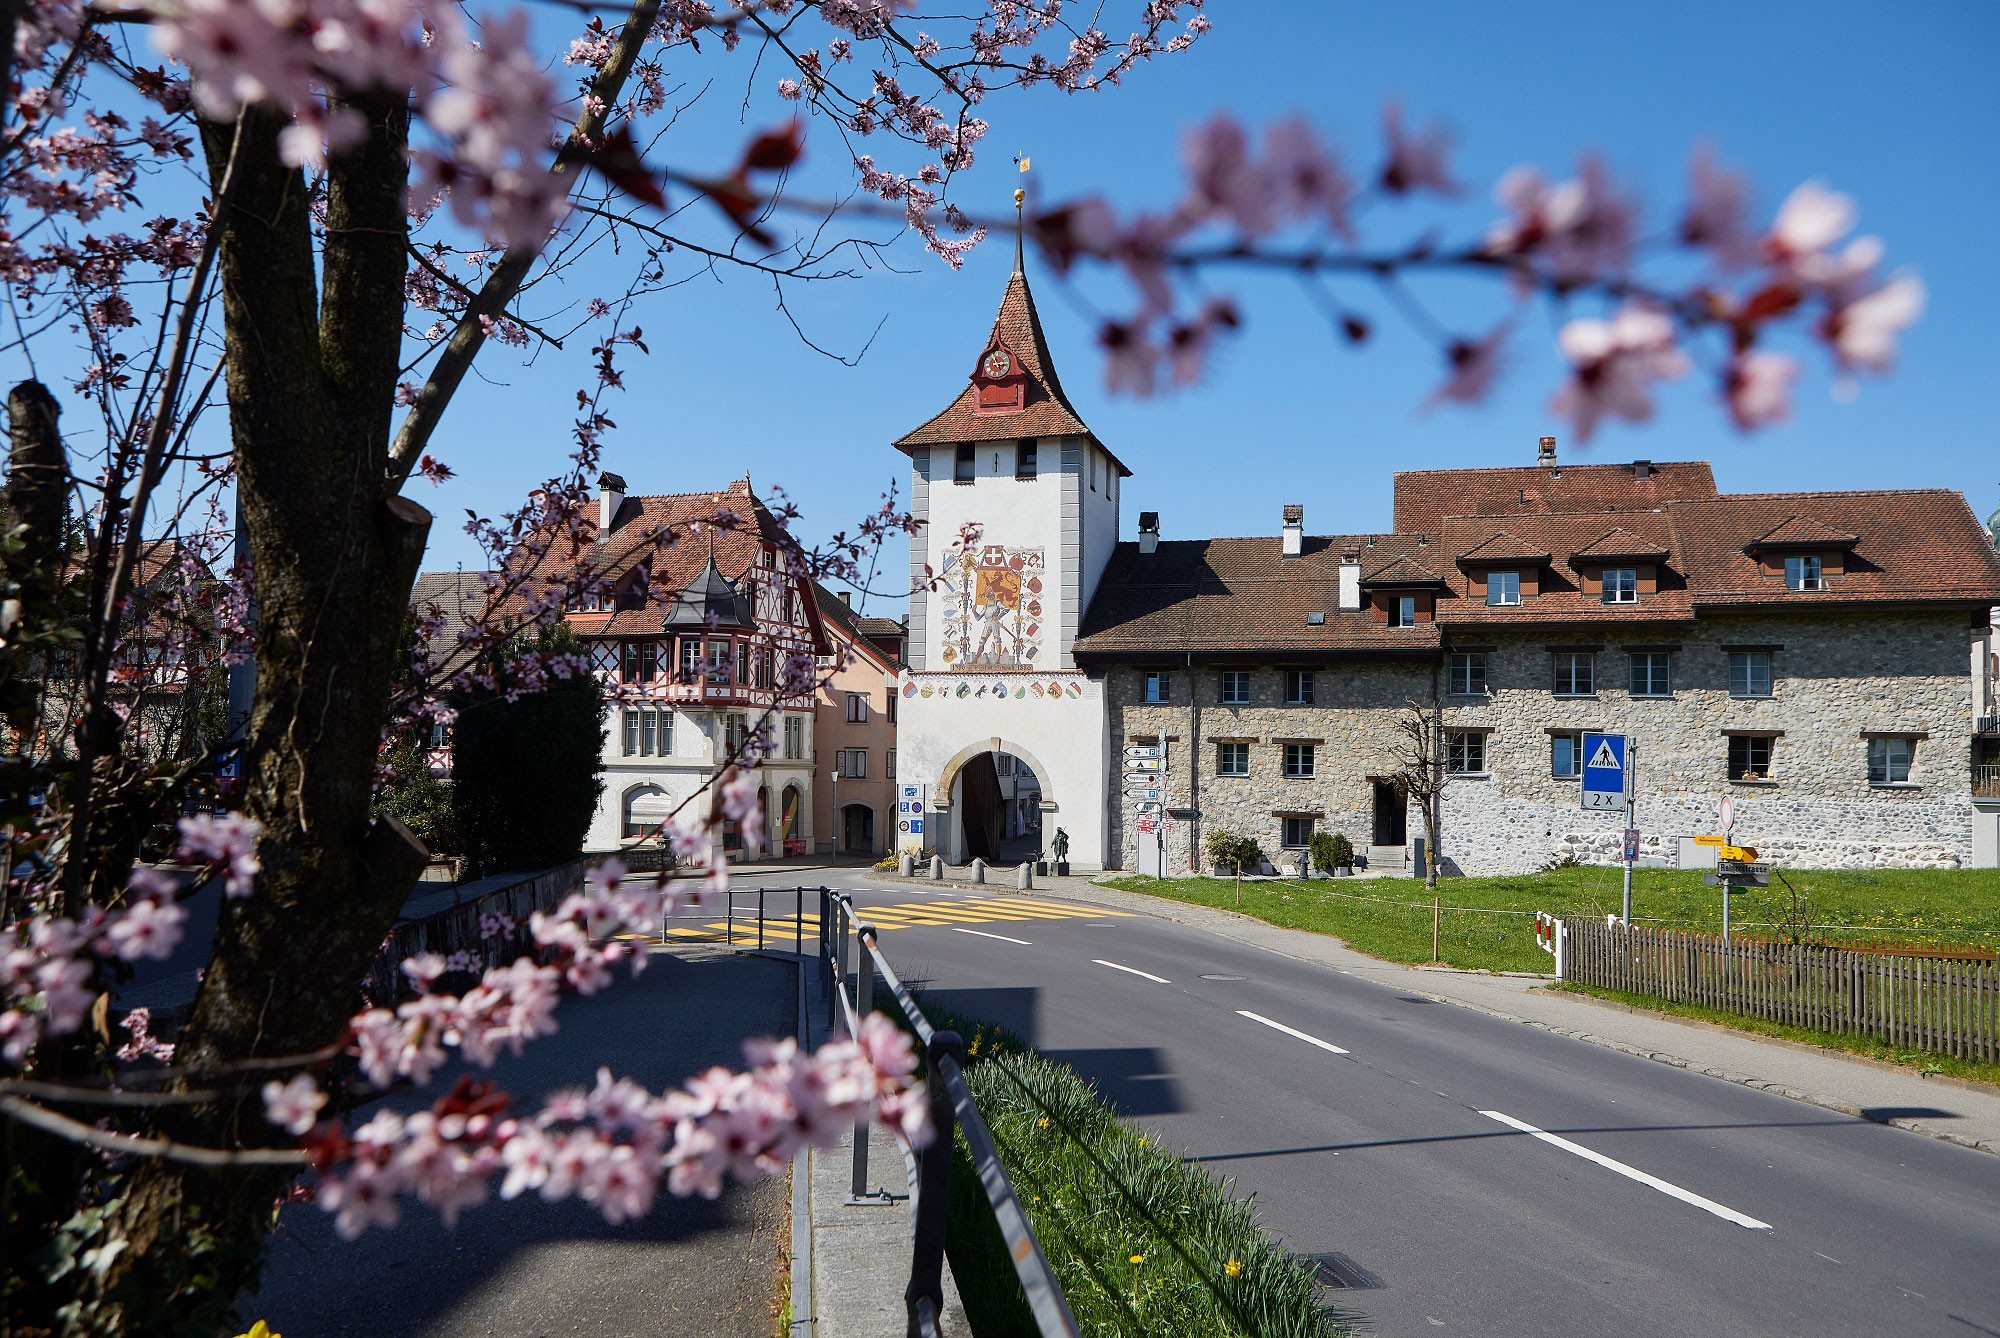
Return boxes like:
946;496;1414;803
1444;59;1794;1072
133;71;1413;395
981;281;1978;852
419;1;2000;610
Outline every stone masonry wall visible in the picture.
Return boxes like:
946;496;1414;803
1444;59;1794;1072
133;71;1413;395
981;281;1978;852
1096;609;1979;875
1438;610;1978;873
1103;661;1424;874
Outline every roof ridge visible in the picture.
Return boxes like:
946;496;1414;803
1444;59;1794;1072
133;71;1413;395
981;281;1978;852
1394;460;1707;477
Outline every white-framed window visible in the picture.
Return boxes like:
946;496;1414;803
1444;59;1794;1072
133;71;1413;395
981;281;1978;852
1144;671;1171;704
1447;731;1487;774
1602;568;1638;604
1219;670;1250;705
1551;732;1582;778
783;715;804;760
1486;571;1521;607
1628;652;1672;697
724;712;747;756
845;692;869;723
1282;743;1315;778
1785;554;1825;591
1216;741;1249;776
1867;736;1914;785
1729;651;1773;699
1394;595;1417;628
1552;652;1595;696
1281;816;1316;849
706;639;732;680
621;708;672;757
680;638;701;679
838;748;867;778
1448;653;1486;696
886;748;897;779
621;709;638;756
1283;669;1315;706
1728;734;1774;781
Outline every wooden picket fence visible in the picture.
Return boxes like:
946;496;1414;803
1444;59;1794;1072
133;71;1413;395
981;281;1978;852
1560;919;2000;1064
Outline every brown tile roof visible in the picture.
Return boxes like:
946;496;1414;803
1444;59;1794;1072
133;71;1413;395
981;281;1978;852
812;581;901;670
1394;459;1718;534
1437;511;1694;627
1743;514;1860;551
1456;531;1551;565
1572;527;1671;562
1670;489;2000;607
410;569;498;660
893;265;1130;474
1360;552;1447;586
1073;535;1441;659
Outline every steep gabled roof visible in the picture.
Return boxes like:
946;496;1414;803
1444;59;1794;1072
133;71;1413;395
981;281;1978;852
1572;527;1671;562
1456;531;1552;566
894;263;1128;473
1743;514;1861;552
812;581;902;671
1359;552;1447;587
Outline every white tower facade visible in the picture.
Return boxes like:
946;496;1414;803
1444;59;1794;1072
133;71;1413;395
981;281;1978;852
890;260;1128;869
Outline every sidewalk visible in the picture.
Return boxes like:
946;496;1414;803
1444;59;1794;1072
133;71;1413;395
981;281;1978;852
1014;877;2000;1157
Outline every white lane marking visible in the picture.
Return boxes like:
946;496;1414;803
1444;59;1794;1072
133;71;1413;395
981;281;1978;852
1236;1010;1350;1055
1478;1110;1772;1231
1092;958;1169;984
951;927;1032;945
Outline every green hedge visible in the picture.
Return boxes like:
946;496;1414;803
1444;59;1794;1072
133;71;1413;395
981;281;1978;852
929;1014;1349;1338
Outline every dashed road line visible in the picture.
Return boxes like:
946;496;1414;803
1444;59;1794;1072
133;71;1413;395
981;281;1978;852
1478;1109;1773;1231
1235;1010;1351;1055
1092;958;1169;984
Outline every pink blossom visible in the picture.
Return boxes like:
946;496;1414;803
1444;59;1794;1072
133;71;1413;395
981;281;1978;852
1485;155;1634;281
177;811;261;898
105;896;187;962
1379;100;1456;197
1262;115;1355;240
263;1073;328;1135
1549;303;1690;443
320;1159;402;1239
1680;146;1755;268
1826;272;1924;372
1098;320;1159;396
1767;180;1855;265
1425;321;1511;411
1724;350;1799;429
1181;114;1277;237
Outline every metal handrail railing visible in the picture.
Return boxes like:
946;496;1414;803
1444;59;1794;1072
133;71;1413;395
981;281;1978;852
822;889;1080;1338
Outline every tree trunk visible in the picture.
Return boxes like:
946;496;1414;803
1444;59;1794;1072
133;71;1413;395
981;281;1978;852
86;99;431;1334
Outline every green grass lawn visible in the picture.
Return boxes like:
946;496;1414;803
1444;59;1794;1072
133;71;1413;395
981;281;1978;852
1100;866;2000;976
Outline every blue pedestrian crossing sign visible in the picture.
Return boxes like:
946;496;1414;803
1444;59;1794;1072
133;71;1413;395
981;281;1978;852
1580;733;1629;812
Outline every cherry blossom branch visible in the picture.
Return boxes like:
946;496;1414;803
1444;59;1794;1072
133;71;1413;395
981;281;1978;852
0;1094;309;1166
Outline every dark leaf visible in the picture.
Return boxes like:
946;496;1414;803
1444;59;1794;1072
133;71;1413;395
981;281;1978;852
563;126;666;210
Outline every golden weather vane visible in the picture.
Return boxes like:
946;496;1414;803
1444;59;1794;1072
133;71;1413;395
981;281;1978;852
1012;154;1030;268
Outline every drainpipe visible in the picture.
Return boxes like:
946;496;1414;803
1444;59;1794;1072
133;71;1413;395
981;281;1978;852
1187;648;1200;873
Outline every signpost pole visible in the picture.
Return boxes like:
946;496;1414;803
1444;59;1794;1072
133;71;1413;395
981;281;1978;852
1722;874;1731;943
1621;744;1635;926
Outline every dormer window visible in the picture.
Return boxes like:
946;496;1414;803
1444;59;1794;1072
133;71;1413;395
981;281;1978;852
971;338;1027;414
1486;571;1521;607
1602;568;1638;604
1785;554;1824;591
1394;595;1417;628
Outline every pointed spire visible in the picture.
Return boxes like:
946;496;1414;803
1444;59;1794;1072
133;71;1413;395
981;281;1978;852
1012;186;1025;274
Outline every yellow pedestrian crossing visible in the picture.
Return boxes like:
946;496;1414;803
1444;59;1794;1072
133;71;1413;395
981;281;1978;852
638;895;1130;944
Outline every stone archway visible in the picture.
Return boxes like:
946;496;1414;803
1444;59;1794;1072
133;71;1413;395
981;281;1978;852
934;736;1054;865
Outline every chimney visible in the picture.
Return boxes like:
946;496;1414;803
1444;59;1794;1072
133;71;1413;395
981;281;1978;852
598;471;628;534
1137;511;1160;556
1632;459;1653;480
1537;435;1557;466
1338;547;1362;610
1282;503;1304;558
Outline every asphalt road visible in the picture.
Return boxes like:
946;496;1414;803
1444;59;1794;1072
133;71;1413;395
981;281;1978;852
796;870;2000;1338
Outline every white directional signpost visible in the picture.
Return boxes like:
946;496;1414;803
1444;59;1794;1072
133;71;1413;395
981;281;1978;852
1127;744;1166;877
1581;733;1637;925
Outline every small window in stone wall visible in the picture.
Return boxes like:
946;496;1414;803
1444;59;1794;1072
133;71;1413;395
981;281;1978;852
1868;736;1914;785
1220;670;1250;705
1729;651;1773;698
1448;653;1486;695
1447;731;1487;774
1284;669;1315;705
1283;743;1315;778
1144;671;1171;703
1551;732;1582;778
1728;734;1774;781
1216;741;1249;776
1552;652;1595;696
1281;816;1316;849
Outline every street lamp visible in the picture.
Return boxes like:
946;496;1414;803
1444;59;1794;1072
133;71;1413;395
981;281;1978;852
831;763;842;856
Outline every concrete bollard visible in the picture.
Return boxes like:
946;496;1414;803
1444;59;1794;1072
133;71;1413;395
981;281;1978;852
929;855;944;880
1016;862;1033;891
970;858;987;885
898;851;914;878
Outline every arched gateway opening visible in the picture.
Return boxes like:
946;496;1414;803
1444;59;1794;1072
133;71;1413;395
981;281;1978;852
936;738;1050;865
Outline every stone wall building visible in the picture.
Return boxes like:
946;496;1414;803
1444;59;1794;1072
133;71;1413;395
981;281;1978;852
890;255;2000;874
1076;454;2000;875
